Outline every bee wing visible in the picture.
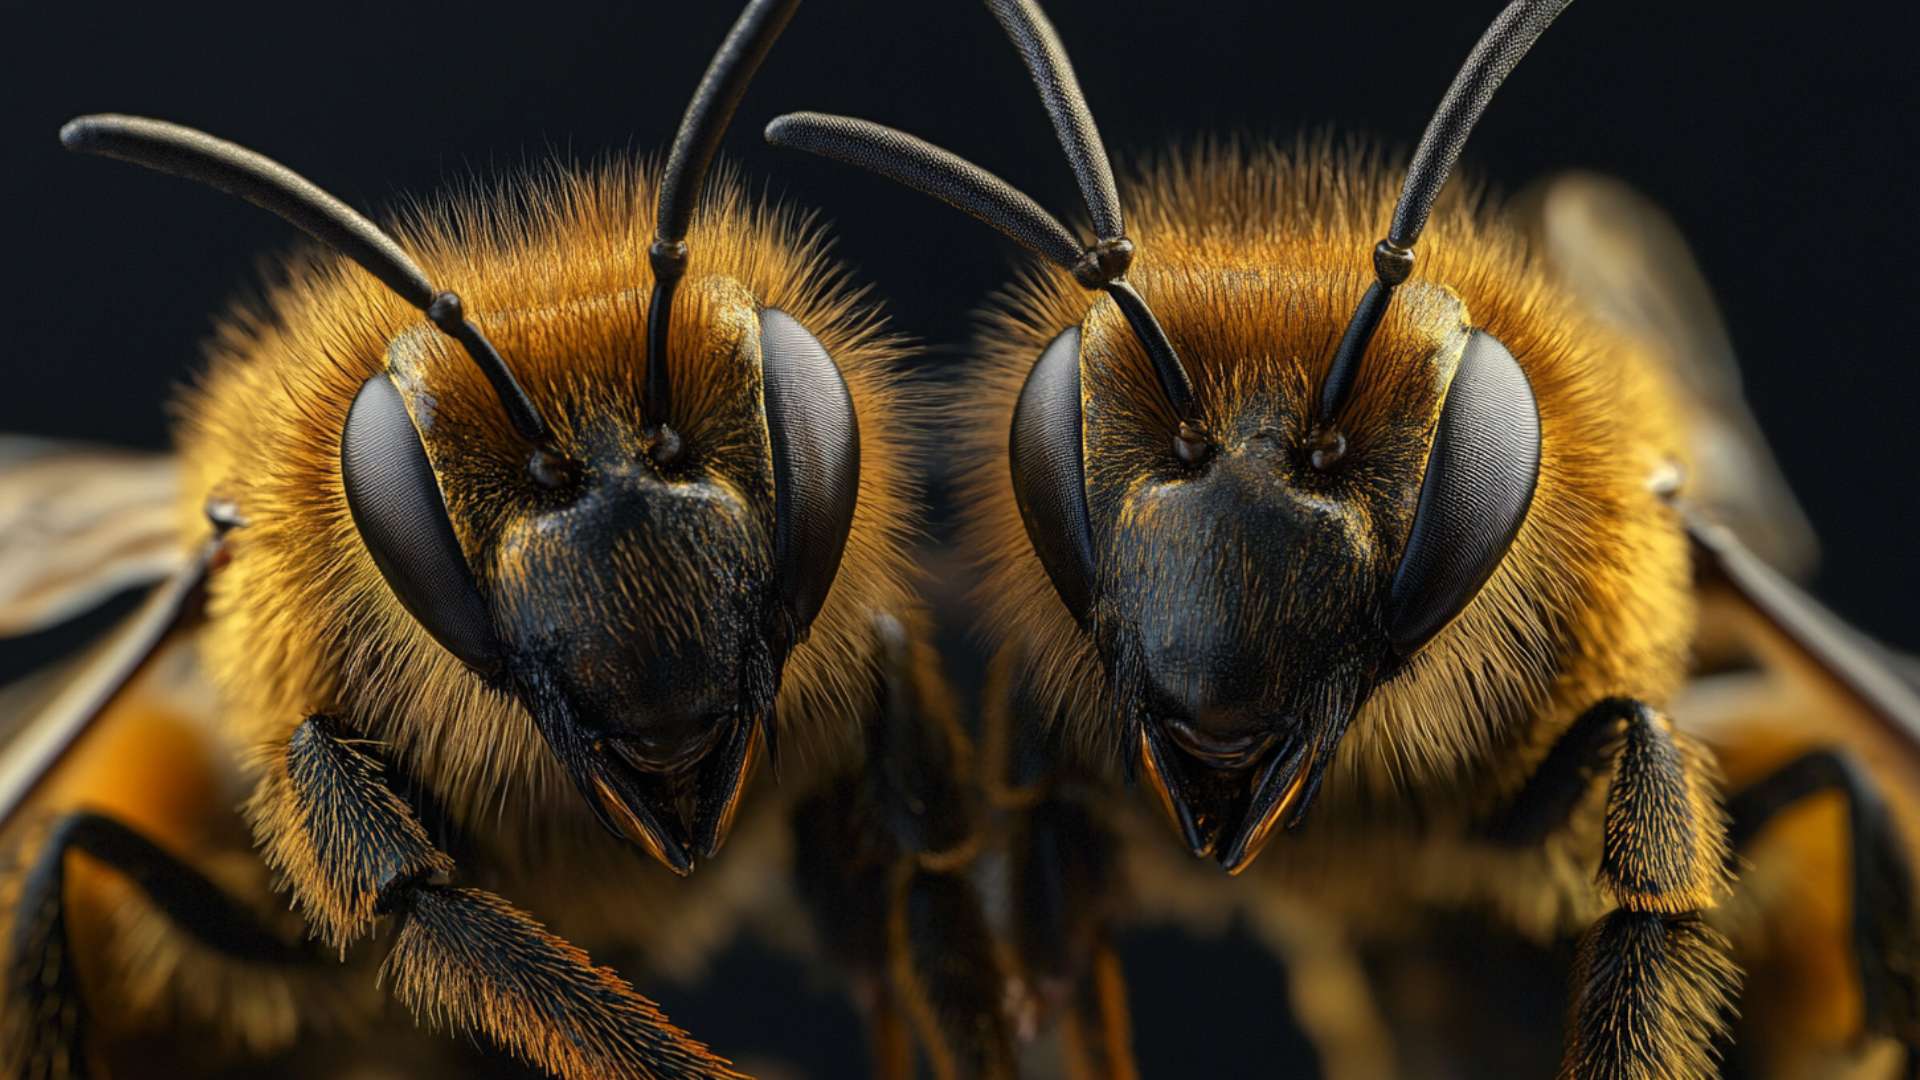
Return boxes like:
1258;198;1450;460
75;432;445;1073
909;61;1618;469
1687;513;1920;745
1525;174;1818;578
0;530;223;827
0;437;187;637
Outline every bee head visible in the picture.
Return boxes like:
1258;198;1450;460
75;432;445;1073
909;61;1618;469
769;0;1567;872
342;280;855;875
1015;265;1537;871
324;0;832;875
68;1;874;874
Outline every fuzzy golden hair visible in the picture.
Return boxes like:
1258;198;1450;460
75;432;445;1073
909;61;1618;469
176;161;922;838
954;140;1698;803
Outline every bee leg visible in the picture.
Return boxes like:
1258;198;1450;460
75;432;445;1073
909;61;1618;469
1010;799;1133;1080
3;810;309;1080
792;786;909;1077
992;705;1134;1080
796;615;1015;1080
1248;904;1398;1080
891;857;1016;1080
248;713;744;1080
1725;749;1920;1061
864;616;1015;1080
1499;697;1740;1079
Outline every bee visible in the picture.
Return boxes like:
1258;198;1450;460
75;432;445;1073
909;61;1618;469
0;2;1014;1077
769;0;1920;1075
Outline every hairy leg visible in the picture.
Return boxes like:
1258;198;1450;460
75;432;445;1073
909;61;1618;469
246;713;743;1080
1492;697;1739;1079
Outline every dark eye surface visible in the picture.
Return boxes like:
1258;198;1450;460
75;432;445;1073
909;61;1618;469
758;308;860;633
341;373;503;670
1009;325;1096;622
1387;329;1541;656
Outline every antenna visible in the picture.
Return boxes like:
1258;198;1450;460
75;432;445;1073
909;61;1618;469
987;0;1123;243
768;0;1206;455
1318;0;1575;424
60;114;552;445
645;0;803;434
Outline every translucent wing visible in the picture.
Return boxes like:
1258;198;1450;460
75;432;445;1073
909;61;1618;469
0;437;186;637
1688;515;1920;740
1525;174;1818;577
0;531;223;827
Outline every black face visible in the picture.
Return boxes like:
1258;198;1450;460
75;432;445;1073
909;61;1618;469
490;409;779;875
1099;447;1389;870
340;307;858;875
1011;318;1540;873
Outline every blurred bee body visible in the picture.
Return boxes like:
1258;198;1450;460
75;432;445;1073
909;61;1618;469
0;2;1014;1078
770;1;1920;1076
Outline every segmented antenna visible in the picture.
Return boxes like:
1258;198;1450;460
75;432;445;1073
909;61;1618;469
768;0;1204;449
646;0;803;433
59;114;551;445
1318;0;1575;423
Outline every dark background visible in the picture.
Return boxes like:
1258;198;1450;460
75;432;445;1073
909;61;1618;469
3;0;1916;1075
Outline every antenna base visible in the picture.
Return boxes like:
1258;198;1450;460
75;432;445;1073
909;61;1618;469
1072;237;1134;289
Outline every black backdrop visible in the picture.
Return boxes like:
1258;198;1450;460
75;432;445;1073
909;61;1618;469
4;0;1917;1075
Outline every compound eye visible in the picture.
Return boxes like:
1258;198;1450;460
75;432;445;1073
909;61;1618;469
341;373;503;671
1009;325;1097;623
758;309;860;635
1386;330;1541;656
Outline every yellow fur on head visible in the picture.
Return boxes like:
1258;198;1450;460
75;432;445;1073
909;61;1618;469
953;140;1698;804
176;161;922;840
